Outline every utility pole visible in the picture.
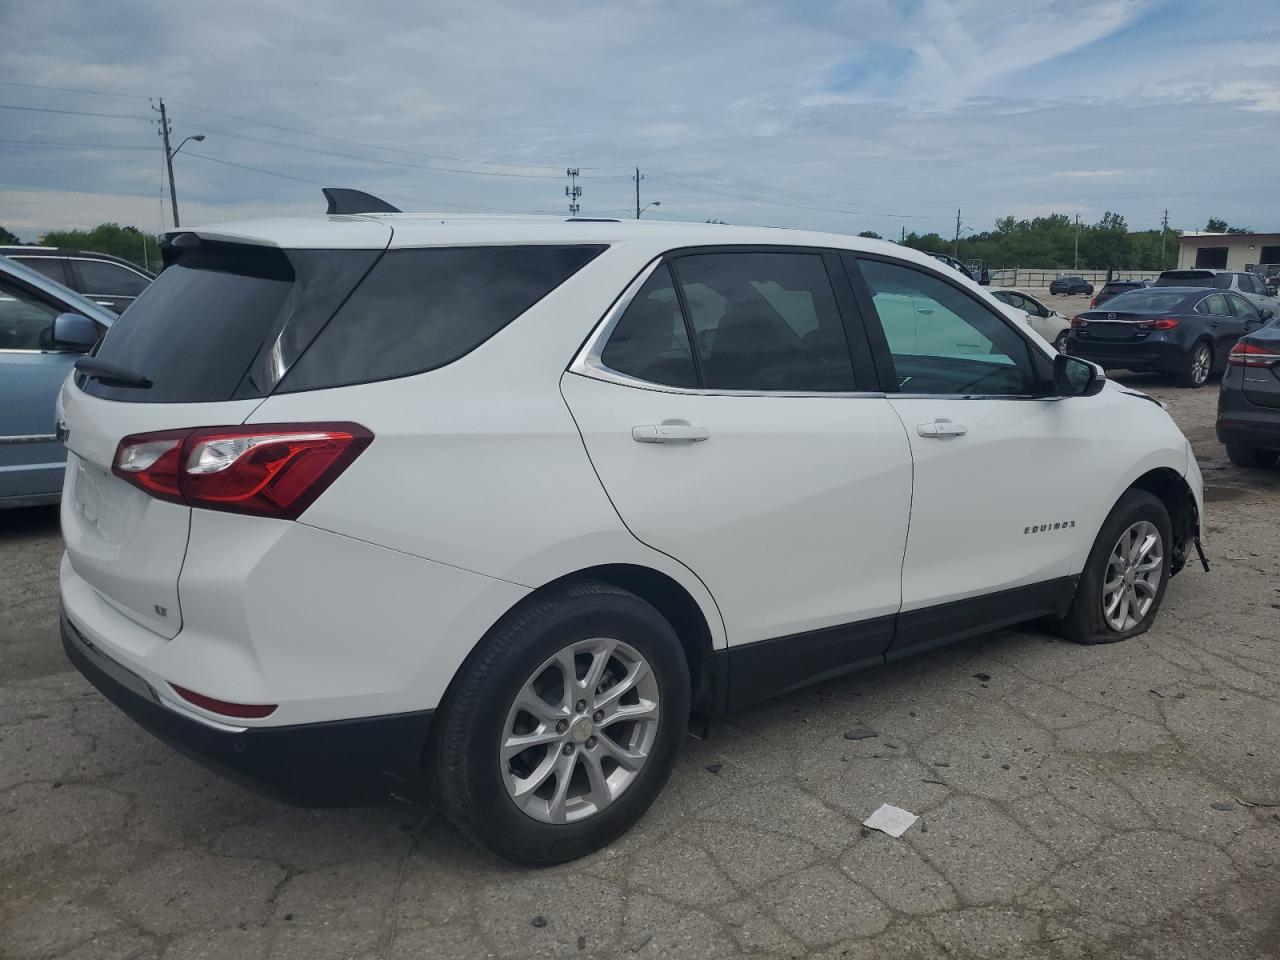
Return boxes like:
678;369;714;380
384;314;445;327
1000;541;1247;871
1073;213;1080;270
953;209;961;258
900;225;906;244
565;168;581;217
1160;209;1170;268
634;167;642;219
156;99;180;228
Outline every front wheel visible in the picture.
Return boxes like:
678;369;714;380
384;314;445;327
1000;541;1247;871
433;582;690;865
1226;443;1280;469
1059;489;1172;645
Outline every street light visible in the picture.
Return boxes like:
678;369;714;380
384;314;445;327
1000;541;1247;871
163;129;205;228
638;200;661;219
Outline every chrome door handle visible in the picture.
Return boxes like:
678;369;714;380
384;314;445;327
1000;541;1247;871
917;419;967;439
632;424;710;443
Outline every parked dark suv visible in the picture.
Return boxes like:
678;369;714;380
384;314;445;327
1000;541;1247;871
1090;279;1148;308
0;246;155;313
1154;269;1278;315
1050;275;1094;296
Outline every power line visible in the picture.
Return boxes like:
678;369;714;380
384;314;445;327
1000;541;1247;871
0;79;150;100
0;138;155;150
0;102;150;121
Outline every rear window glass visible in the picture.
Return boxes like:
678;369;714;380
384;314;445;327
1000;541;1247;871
278;245;605;393
80;244;379;403
1102;291;1190;313
1155;271;1212;287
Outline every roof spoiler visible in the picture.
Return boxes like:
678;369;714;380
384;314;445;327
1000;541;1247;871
322;188;401;215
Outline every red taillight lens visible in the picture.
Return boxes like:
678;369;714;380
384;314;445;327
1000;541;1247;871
1070;316;1088;328
1089;296;1098;308
112;422;372;519
1229;341;1280;367
171;684;277;719
1134;318;1179;330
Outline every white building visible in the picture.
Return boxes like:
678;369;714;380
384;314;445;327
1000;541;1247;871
1177;231;1280;271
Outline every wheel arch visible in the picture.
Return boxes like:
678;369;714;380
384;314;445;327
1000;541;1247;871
538;564;726;716
1126;467;1198;574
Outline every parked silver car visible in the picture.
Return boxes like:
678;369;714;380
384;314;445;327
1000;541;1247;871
0;257;115;507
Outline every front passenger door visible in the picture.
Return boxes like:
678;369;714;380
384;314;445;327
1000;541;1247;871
847;255;1096;656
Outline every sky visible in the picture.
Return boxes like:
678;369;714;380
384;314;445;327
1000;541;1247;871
1;0;1278;242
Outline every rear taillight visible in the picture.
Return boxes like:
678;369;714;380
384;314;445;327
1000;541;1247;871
1070;316;1088;328
1136;318;1179;330
1229;341;1280;368
1089;296;1098;308
112;422;372;519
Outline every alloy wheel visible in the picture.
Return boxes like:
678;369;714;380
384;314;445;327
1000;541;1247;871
1190;345;1211;385
500;638;660;824
1101;520;1163;632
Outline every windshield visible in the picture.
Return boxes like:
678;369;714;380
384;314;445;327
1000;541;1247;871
1099;290;1191;313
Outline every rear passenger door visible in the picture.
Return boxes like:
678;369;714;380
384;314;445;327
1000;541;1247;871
562;248;913;707
68;258;152;312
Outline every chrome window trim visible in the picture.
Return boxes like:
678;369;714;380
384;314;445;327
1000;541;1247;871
0;347;82;355
0;433;58;445
568;255;887;400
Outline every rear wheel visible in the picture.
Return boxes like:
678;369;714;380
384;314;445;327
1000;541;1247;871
1059;490;1171;645
1226;443;1280;469
433;582;689;865
1179;341;1212;388
1053;331;1069;353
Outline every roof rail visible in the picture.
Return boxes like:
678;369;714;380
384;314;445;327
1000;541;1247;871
322;188;402;215
566;217;619;223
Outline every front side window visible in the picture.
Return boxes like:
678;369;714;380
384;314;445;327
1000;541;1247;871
857;258;1036;396
670;252;856;391
0;275;60;350
600;264;697;388
1230;294;1260;320
76;260;151;297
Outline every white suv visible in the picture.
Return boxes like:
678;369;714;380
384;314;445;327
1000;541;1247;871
58;200;1204;864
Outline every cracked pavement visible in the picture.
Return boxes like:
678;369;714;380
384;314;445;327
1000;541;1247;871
3;371;1280;959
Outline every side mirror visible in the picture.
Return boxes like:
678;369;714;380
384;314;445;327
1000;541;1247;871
1261;308;1274;321
52;312;99;352
1054;353;1105;397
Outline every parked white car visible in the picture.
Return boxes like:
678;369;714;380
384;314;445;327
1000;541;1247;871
58;200;1204;864
990;287;1072;351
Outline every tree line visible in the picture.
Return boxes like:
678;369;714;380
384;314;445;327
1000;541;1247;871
2;214;1254;274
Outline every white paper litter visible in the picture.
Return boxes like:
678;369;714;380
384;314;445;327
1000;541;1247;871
863;803;919;838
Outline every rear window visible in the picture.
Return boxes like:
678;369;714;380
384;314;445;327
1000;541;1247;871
278;245;604;393
80;243;380;403
1101;290;1191;313
1155;271;1213;287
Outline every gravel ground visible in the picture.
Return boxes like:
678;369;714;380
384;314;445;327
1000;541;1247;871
3;367;1279;960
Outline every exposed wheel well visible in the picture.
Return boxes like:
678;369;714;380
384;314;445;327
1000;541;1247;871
1128;467;1197;573
541;564;721;715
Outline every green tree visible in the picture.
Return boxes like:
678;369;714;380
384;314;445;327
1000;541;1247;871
1205;217;1252;234
0;226;21;245
41;223;160;269
857;230;882;239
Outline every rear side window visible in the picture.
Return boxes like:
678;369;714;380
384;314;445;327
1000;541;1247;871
279;246;604;393
1196;293;1232;316
81;244;380;403
76;259;150;297
11;256;69;286
670;252;857;391
601;264;698;388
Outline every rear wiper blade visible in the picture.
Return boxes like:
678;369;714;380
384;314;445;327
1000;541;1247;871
74;357;153;389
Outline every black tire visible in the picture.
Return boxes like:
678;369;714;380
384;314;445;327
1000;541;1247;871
1178;341;1213;388
1226;443;1280;469
1058;489;1172;645
432;581;690;865
1053;331;1069;353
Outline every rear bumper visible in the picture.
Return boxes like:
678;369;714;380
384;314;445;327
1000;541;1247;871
1217;412;1280;451
1067;338;1183;371
62;611;432;805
